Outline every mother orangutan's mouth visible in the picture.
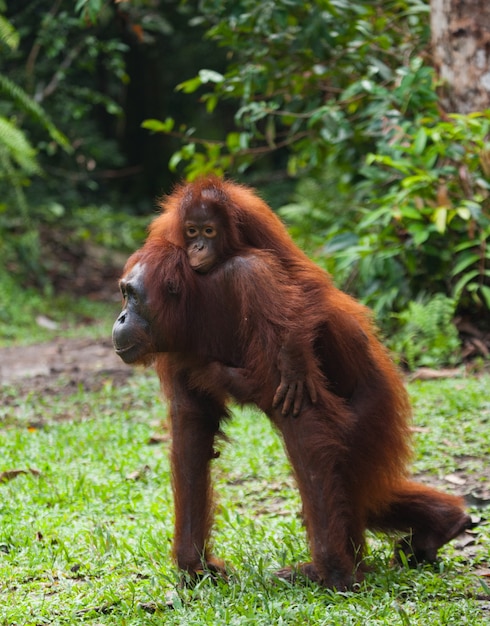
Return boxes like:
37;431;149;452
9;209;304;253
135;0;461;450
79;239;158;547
114;344;136;355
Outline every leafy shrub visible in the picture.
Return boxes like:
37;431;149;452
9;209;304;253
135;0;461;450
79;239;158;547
278;63;490;325
157;0;431;180
361;107;490;315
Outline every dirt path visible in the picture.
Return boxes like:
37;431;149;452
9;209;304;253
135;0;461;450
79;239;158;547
0;337;133;392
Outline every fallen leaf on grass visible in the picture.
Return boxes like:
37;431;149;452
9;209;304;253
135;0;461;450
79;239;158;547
148;433;171;445
476;568;490;578
442;438;457;448
465;493;490;507
125;465;151;481
76;601;120;616
36;315;58;330
0;468;41;483
410;367;462;381
454;532;476;549
444;473;467;486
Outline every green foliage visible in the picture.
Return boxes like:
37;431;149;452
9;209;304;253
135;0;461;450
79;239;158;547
151;0;431;178
2;0;225;282
0;115;39;175
0;2;130;282
0;13;19;50
390;294;461;370
361;108;490;314
0;73;71;150
75;0;105;24
0;12;70;191
0;14;41;220
286;102;490;323
34;202;148;254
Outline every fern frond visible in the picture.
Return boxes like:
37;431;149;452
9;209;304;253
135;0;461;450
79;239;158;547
391;294;460;369
0;15;19;51
0;74;71;151
0;116;40;175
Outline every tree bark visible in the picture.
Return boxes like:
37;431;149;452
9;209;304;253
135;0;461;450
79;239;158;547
430;0;490;113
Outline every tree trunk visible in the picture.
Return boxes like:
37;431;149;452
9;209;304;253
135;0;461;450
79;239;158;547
430;0;490;113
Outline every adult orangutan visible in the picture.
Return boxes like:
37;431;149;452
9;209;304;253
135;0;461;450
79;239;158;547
112;190;471;589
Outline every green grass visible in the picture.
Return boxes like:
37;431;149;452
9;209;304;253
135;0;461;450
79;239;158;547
0;371;489;624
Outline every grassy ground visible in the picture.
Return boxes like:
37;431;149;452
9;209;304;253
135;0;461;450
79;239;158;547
0;368;489;625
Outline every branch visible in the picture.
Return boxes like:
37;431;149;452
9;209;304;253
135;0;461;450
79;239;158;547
36;41;86;103
25;0;64;93
164;128;310;157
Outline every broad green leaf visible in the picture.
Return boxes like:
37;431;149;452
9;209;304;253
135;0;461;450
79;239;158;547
169;151;183;172
141;118;175;133
454;239;482;252
433;207;448;233
413;127;427;155
456;207;471;220
451;253;481;276
198;69;224;84
453;269;480;297
401;174;432;189
203;93;219;113
176;76;202;94
400;206;423;220
480;285;490;308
